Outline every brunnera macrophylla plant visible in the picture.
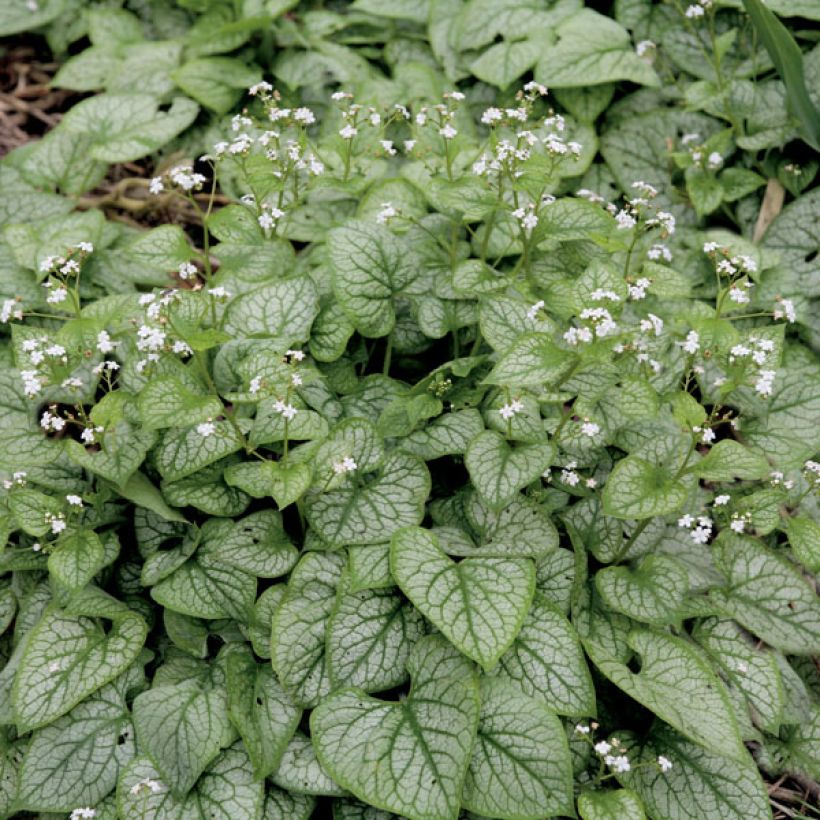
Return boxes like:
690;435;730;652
0;3;818;819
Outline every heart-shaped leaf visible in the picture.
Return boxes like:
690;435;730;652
391;527;535;670
225;460;313;509
465;430;554;510
602;455;688;520
311;636;480;820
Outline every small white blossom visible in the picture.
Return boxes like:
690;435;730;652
526;300;545;321
499;399;524;420
66;494;83;507
605;754;631;773
69;809;96;819
714;494;731;506
376;203;398;224
615;209;636;230
594;741;612;755
0;298;23;323
658;755;673;772
773;298;796;323
96;330;115;353
755;369;776;398
636;40;656;58
575;724;591;735
439;124;458;140
197;421;216;437
681;330;700;355
686;4;705;17
580;420;600;438
178;262;198;280
333;457;358;475
707;152;723;170
339;124;358;139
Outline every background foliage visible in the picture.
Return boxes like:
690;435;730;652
0;1;819;819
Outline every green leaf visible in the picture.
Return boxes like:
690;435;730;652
469;38;540;89
596;556;689;626
225;647;301;780
602;455;688;520
117;744;264;819
498;593;595;716
462;676;574;818
578;789;646;820
691;440;770;482
223;276;319;343
0;0;65;35
311;635;481;820
14;680;133;812
400;409;485;460
328;221;421;338
132;679;233;797
327;585;425;692
742;0;820;150
465;431;554;511
48;529;106;591
535;10;659;88
64;422;156;487
116;471;188;523
14;606;147;732
225;460;313;509
150;519;258;621
271;553;346;708
589;629;747;761
270;730;345;796
138;377;223;431
391;527;535;671
306;452;430;547
125;225;194;271
709;534;820;655
685;167;724;217
173;57;261;113
263;787;316;820
787;516;820;573
619;724;771;820
59;94;199;163
154;421;243;482
483;333;577;388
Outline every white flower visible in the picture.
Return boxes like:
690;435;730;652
575;724;591;735
714;494;731;506
333;457;358;475
339;124;358;139
605;754;631;773
249;80;273;96
728;286;750;305
499;399;524;420
207;287;231;299
691;522;712;544
561;462;580;486
686;4;705;17
197;421;216;437
615;209;636;230
380;140;397;156
21;370;43;397
291;372;303;387
681;330;700;355
49;514;67;535
293;107;316;125
258;212;276;230
773;298;796;323
707;152;723;170
580;420;600;438
594;741;611;755
69;809;96;819
730;516;746;533
66;494;83;507
439;124;458;140
286;349;305;361
404;139;416;152
678;514;694;528
526;300;545;321
178;262;198;280
636;40;656;58
376;203;398;224
658;755;673;772
639;313;664;336
0;298;22;323
96;330;115;353
647;243;672;262
149;177;164;195
701;428;715;444
331;91;351;101
249;377;262;395
628;277;652;300
523;81;547;95
755;369;776;398
481;107;503;125
46;286;68;304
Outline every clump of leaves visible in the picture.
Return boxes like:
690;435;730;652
0;1;819;819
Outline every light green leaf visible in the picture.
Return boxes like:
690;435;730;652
270;731;345;796
484;333;577;388
222;276;319;343
271;553;346;708
138;377;222;431
125;225;194;271
48;529;106;591
216;511;298;578
391;527;535;670
710;533;820;655
469;38;541;89
596;556;689;625
225;460;313;509
173;57;261;113
619;724;771;820
535;10;659;87
462;676;574;818
602;455;688;520
14;607;147;732
117;471;188;523
263;787;316;820
117;744;264;819
14;681;133;812
465;431;554;511
154;421;243;482
311;635;481;820
132;680;233;797
328;221;421;338
578;788;646;820
498;593;595;716
691;440;770;482
787;516;820;573
59;94;199;163
0;0;65;35
225;647;301;780
400;409;485;460
590;629;747;761
306;452;430;547
327;585;426;692
64;421;156;487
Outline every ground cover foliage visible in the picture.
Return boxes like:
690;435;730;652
0;0;819;818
